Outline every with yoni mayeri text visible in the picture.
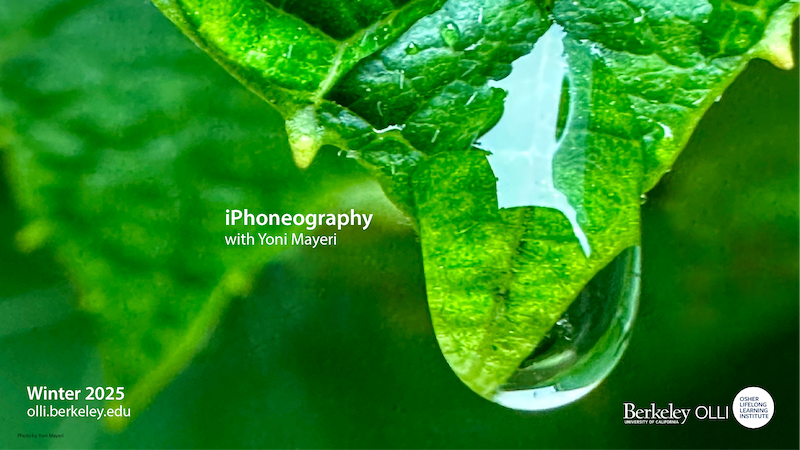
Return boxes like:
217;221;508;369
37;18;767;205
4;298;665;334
224;209;373;248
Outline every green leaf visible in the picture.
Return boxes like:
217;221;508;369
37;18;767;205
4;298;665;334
0;0;377;428
412;0;798;398
151;0;798;400
152;0;449;167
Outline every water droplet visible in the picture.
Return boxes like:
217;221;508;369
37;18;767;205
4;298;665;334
464;42;480;52
493;246;641;411
431;128;440;143
440;21;461;48
659;122;673;139
405;42;420;55
372;124;405;134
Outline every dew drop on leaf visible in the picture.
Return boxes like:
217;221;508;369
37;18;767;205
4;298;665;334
440;21;460;48
493;247;641;410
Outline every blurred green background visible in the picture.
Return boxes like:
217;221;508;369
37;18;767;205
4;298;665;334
0;0;797;448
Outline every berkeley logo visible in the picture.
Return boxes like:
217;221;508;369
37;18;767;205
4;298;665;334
622;402;730;425
623;403;693;425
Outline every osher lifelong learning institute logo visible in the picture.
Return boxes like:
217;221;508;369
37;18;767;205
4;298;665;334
623;386;774;428
732;387;774;429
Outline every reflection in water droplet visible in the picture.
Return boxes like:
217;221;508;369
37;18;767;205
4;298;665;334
373;124;404;134
480;25;591;256
465;91;478;106
405;42;420;55
493;246;641;411
440;21;461;48
659;122;673;139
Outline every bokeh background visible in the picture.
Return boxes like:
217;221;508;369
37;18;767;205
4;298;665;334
0;0;797;448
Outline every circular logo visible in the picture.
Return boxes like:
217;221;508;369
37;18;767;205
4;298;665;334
732;387;774;429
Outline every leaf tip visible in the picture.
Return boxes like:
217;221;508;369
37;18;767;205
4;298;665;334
765;42;795;70
752;0;799;70
290;135;321;169
287;106;323;169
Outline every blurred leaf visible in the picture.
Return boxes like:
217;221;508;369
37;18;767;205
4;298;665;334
0;0;373;428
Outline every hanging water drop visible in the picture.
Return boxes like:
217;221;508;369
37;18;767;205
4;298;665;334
493;247;641;411
424;23;643;413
